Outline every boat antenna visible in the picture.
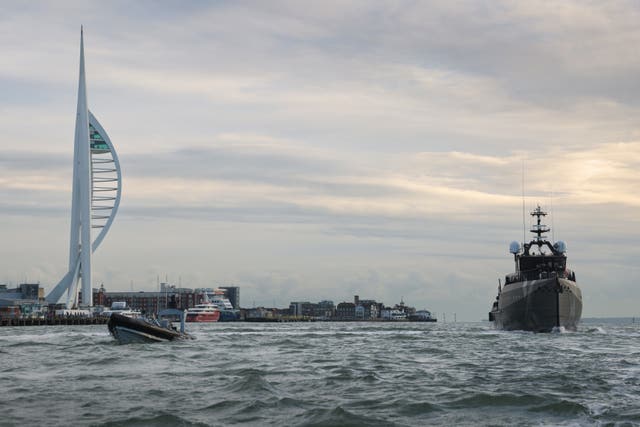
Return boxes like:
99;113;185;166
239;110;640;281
521;158;526;245
550;187;555;242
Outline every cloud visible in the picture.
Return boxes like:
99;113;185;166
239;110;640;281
4;138;639;228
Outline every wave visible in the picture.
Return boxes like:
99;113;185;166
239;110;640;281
220;368;279;395
298;405;398;427
2;340;61;348
396;401;442;416
95;412;208;427
444;392;547;409
529;400;589;416
201;396;311;423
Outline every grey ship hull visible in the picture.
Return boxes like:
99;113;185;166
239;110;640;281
491;277;582;332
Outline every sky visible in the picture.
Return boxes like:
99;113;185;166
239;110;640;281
1;1;639;320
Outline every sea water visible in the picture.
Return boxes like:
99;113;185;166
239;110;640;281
1;319;639;426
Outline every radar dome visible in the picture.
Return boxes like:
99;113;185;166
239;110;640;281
554;241;567;253
509;241;521;254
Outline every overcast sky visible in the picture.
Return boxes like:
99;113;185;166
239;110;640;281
1;1;639;320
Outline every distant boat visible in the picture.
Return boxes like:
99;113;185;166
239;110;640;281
108;310;193;344
185;303;221;322
489;206;582;332
186;292;221;322
207;289;240;321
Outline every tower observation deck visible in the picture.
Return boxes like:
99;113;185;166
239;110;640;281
46;28;122;308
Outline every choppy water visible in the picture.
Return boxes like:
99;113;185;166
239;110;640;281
1;319;640;426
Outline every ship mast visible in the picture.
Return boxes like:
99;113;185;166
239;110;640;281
530;205;550;243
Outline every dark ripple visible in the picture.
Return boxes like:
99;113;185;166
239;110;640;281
298;406;400;427
529;400;589;415
222;368;279;395
94;412;209;427
203;399;244;412
272;337;310;348
397;401;442;416
444;392;547;409
3;340;59;348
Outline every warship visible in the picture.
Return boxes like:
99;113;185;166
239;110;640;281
489;206;582;332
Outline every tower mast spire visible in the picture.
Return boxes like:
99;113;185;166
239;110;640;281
75;26;93;306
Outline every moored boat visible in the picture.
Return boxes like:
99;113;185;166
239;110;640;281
489;206;582;332
186;293;221;322
185;304;220;322
207;289;240;321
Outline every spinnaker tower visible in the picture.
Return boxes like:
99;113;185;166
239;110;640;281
46;28;122;308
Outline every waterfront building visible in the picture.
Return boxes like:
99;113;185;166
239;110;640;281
289;301;314;317
316;300;335;319
288;300;335;319
93;284;199;315
335;302;356;320
355;299;381;320
380;299;417;320
46;28;122;308
380;308;407;320
0;283;43;301
245;307;274;320
391;299;416;316
0;284;47;319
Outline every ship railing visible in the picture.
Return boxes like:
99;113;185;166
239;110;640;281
514;268;573;282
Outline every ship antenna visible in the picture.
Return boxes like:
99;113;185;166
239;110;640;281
550;187;555;242
521;159;526;245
